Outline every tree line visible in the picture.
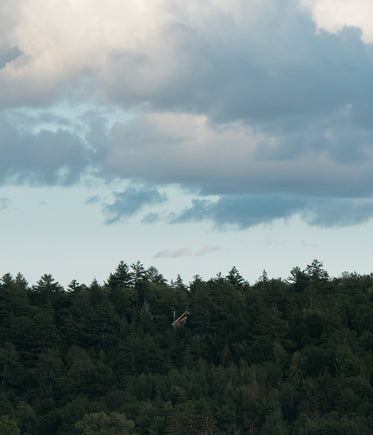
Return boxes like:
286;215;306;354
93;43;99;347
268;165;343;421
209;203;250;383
0;260;372;434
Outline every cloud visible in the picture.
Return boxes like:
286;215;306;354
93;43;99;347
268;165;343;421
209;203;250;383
0;0;370;120
169;194;373;229
0;115;93;185
0;197;11;210
303;198;373;227
100;108;373;200
103;187;167;224
309;0;373;44
0;46;20;69
1;1;373;229
0;0;167;105
171;195;306;229
142;212;160;224
86;195;101;204
154;245;221;258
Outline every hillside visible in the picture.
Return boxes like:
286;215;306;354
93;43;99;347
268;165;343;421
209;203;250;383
0;260;372;434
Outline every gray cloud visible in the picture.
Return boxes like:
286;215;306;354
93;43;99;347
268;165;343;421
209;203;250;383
0;45;20;69
103;187;167;224
99;110;373;200
99;3;372;135
170;195;305;229
169;195;373;229
142;212;160;224
0;115;94;185
86;195;101;204
2;1;372;130
1;1;373;230
303;198;373;227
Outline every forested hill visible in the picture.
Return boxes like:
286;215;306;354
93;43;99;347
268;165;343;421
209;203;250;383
0;260;372;434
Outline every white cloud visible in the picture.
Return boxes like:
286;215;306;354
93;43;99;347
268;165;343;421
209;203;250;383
308;0;373;43
0;0;170;104
0;0;313;106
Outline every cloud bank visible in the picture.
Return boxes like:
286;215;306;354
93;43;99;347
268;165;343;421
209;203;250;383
1;0;373;228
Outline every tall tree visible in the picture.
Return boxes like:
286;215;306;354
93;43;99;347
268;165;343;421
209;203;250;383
107;262;133;288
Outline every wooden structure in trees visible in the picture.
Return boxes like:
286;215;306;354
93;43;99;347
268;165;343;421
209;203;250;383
172;311;190;327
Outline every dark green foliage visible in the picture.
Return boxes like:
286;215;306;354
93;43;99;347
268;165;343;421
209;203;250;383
75;411;135;434
0;415;20;435
0;261;372;433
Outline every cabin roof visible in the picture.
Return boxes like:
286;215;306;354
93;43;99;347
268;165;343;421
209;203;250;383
172;310;190;327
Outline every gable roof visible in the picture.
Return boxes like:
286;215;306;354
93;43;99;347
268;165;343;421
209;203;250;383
172;310;190;327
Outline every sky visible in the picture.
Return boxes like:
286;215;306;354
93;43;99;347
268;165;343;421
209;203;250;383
1;0;373;287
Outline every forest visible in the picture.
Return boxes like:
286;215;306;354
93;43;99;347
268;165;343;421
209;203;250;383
0;259;372;434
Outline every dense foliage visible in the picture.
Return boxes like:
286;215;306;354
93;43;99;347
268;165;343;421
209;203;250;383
0;260;372;434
